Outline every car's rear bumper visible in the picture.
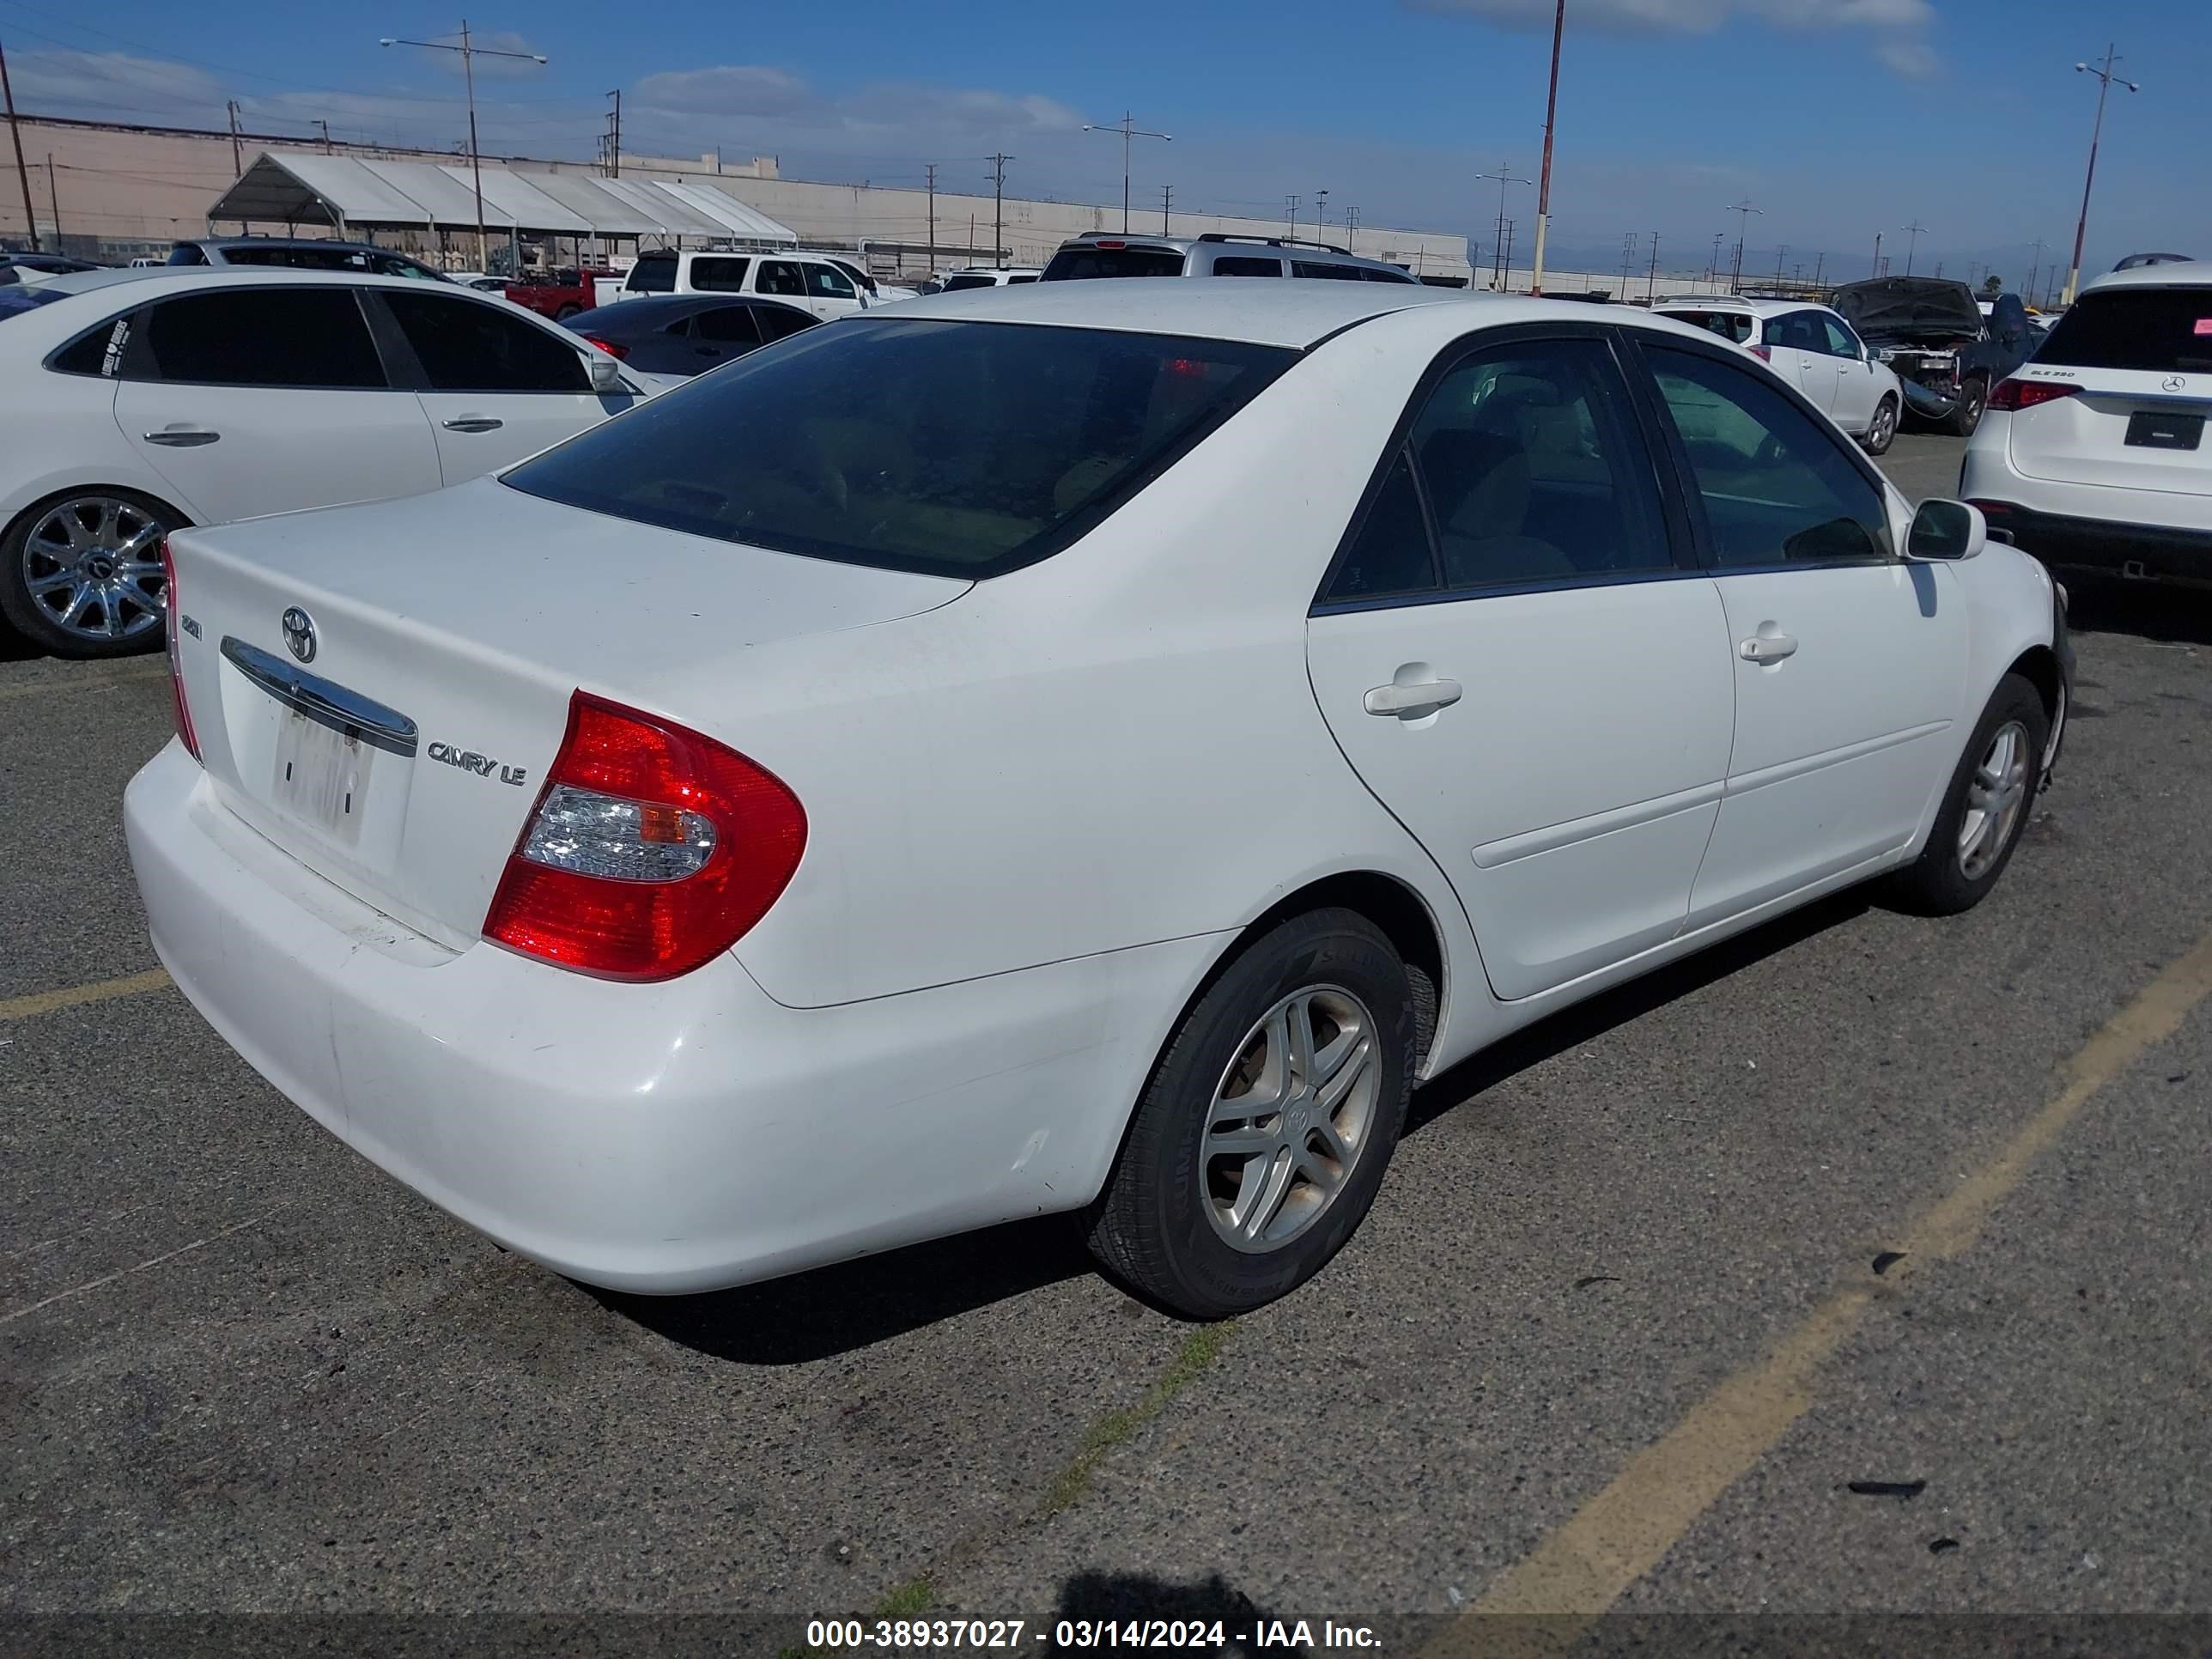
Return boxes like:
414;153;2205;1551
1969;501;2212;584
125;742;1206;1293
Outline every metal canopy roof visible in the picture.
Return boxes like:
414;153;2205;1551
210;151;799;245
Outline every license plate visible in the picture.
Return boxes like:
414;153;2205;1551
2125;410;2203;451
270;711;375;845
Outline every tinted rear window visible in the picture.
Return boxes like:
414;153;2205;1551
504;319;1294;579
1658;309;1757;345
2036;288;2212;374
1042;247;1186;281
628;254;677;294
941;273;997;291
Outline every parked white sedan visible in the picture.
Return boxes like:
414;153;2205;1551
1654;295;1905;456
126;282;2071;1317
0;268;639;658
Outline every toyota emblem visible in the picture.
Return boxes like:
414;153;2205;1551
281;606;318;665
2163;375;2189;392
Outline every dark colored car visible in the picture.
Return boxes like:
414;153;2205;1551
0;254;102;285
166;238;451;282
1831;276;2033;435
562;293;819;378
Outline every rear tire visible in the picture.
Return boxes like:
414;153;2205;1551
1085;909;1415;1319
0;486;183;659
1861;396;1899;456
555;303;581;322
1887;673;2049;916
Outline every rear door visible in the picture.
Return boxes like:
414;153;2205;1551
373;288;635;481
113;285;441;525
684;302;765;373
1820;313;1883;434
1769;310;1838;414
1305;326;1735;1001
2005;283;2212;495
755;259;812;312
799;259;864;318
1635;337;1964;924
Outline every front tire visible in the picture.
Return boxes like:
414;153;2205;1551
1944;376;1988;437
1861;396;1899;456
0;487;181;659
1888;673;2049;916
1085;909;1415;1318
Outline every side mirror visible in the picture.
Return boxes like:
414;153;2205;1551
1906;498;1986;562
587;350;626;393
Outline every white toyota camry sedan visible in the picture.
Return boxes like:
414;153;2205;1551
126;282;2072;1318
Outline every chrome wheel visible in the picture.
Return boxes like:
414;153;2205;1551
1958;719;2031;880
1867;401;1896;451
1202;986;1381;1253
20;495;168;645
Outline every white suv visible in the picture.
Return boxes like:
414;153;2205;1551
1960;262;2212;587
1654;297;1905;455
613;250;871;319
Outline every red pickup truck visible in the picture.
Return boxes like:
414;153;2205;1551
500;268;616;323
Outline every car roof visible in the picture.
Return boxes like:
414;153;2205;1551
1653;295;1809;317
874;278;1485;347
2085;259;2212;292
21;265;545;317
187;236;409;252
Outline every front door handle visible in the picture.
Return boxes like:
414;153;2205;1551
1364;678;1463;718
143;426;220;447
441;416;504;433
1740;631;1799;664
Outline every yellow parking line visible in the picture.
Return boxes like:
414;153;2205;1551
0;666;168;703
0;968;173;1023
1425;923;2212;1652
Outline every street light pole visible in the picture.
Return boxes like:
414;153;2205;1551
1530;0;1565;295
380;21;548;272
1725;199;1762;291
2063;45;2136;305
1081;112;1170;234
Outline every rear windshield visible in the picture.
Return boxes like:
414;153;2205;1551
941;273;998;292
627;254;678;294
1042;247;1187;281
2036;288;2212;374
503;318;1295;578
1658;309;1756;345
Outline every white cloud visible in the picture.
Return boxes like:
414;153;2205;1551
9;49;228;125
1875;38;1942;78
630;65;812;118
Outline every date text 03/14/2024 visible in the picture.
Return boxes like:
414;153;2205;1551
802;1618;1384;1650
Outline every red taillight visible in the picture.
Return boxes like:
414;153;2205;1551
482;691;806;982
1988;377;2079;412
1095;240;1125;249
582;334;629;359
161;538;200;762
1747;343;1772;362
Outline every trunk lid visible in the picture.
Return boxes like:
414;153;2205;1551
2008;284;2212;489
167;478;968;951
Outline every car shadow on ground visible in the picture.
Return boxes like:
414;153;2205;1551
590;1213;1091;1365
1406;889;1872;1139
2057;574;2212;647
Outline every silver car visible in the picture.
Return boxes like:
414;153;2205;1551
1041;231;1419;284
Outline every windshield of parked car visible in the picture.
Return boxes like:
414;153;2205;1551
504;319;1296;578
1042;246;1187;281
2035;288;2212;374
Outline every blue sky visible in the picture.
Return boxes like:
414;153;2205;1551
6;0;2204;286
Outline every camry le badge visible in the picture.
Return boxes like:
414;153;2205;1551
281;606;317;665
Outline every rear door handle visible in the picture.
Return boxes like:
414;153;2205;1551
441;416;504;433
1740;632;1799;664
1364;678;1463;717
143;426;219;447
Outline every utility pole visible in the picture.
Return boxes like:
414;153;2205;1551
1285;194;1299;238
1725;198;1762;291
1345;205;1359;250
2027;235;2046;305
0;37;33;251
1900;219;1927;276
1502;218;1516;283
382;22;549;273
227;100;244;179
1871;230;1882;277
1620;230;1637;287
1774;243;1787;284
605;89;620;177
926;163;937;267
1530;0;1565;295
1477;161;1532;287
2064;45;2136;305
1812;250;1823;287
1081;112;1169;234
1314;189;1328;243
1159;183;1172;234
1934;259;1944;278
1706;230;1723;284
987;152;1012;268
314;118;332;152
45;150;56;245
1646;231;1660;302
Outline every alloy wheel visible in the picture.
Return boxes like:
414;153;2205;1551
1958;719;2031;880
1202;986;1382;1253
20;495;167;645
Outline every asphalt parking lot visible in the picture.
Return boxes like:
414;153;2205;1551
6;426;2211;1652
